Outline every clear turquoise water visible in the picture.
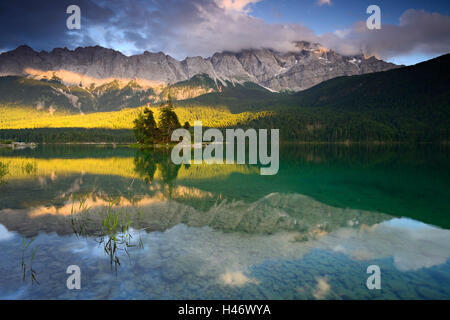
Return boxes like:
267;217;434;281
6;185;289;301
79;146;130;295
0;144;449;299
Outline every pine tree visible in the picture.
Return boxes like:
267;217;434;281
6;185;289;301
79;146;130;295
158;94;181;143
133;107;159;144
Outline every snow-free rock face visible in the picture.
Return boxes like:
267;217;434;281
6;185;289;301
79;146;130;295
0;42;398;92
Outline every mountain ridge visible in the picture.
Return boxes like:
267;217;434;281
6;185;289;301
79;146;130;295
0;42;398;92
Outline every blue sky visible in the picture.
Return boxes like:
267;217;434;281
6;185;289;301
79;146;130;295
0;0;449;65
252;0;450;32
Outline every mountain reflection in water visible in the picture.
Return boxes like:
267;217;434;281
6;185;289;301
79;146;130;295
0;144;449;299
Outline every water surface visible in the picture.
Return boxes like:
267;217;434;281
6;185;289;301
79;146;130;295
0;144;449;299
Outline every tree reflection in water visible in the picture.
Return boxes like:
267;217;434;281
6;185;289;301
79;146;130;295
134;149;184;198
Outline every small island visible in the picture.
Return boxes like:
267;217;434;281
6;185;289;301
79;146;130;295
133;95;190;147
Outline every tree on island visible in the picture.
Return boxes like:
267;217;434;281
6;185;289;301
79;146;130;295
133;93;183;145
133;108;159;145
158;94;181;143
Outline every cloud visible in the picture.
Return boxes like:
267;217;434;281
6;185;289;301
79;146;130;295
219;271;260;287
0;0;315;58
312;277;331;299
317;0;332;6
215;0;261;12
83;0;316;58
327;218;450;272
0;1;448;61
320;9;450;59
0;224;15;241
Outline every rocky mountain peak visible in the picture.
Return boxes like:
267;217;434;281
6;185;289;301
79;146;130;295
0;43;399;91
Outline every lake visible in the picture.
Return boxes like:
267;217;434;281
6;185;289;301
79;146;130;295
0;144;449;299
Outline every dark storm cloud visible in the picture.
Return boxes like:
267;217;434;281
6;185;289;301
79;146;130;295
0;0;114;51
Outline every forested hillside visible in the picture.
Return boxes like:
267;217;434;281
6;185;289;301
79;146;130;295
290;53;450;111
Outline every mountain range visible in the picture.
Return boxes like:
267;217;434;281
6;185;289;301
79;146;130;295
0;42;398;113
0;42;398;91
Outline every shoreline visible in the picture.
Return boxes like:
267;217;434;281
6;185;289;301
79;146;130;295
25;141;450;146
2;140;449;148
0;142;37;149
